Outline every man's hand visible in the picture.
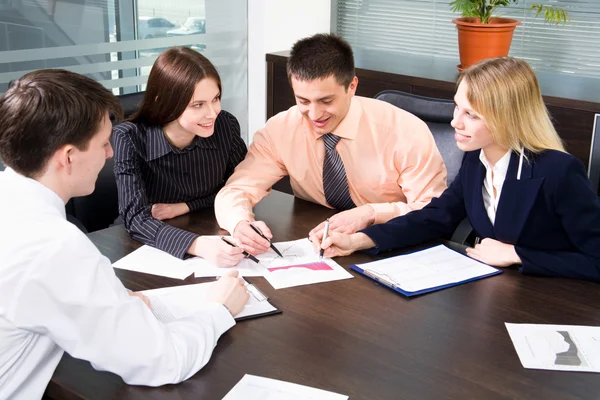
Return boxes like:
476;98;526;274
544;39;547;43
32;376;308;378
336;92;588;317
465;238;522;267
129;291;152;310
207;270;250;316
151;203;190;221
308;231;376;258
189;237;245;267
309;205;375;238
232;220;272;255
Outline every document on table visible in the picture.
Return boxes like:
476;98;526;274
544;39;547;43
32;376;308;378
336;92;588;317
351;244;501;296
506;323;600;373
142;281;279;323
259;238;353;289
192;236;266;278
112;245;195;280
222;374;348;400
193;238;353;288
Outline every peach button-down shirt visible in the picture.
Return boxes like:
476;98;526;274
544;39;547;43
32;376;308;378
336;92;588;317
215;96;447;234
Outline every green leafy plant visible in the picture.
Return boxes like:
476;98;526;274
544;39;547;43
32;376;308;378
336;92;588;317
450;0;570;25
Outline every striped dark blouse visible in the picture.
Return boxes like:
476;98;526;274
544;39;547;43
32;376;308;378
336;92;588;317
112;110;247;258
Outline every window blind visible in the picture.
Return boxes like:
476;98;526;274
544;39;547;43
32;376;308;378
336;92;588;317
334;0;600;79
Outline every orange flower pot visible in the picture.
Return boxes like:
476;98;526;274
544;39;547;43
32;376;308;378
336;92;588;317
453;17;521;70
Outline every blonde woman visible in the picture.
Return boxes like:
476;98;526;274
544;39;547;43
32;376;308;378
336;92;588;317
310;57;600;282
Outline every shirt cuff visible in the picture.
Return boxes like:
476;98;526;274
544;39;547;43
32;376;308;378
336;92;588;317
367;202;402;225
201;302;236;335
224;212;255;236
155;225;199;259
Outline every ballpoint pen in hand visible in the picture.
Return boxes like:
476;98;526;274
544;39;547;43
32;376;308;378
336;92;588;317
249;223;284;258
221;237;260;264
319;218;330;261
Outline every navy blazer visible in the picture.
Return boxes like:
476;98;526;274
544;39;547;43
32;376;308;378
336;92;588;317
361;150;600;282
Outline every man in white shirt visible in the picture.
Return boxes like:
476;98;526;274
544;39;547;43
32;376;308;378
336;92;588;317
0;69;249;400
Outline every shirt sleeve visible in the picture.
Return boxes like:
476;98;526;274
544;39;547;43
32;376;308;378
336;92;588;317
185;113;248;213
215;126;287;234
515;157;600;282
7;228;235;386
112;125;198;259
367;121;448;224
360;164;467;254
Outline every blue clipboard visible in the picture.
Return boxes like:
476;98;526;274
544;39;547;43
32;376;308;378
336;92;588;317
350;245;502;297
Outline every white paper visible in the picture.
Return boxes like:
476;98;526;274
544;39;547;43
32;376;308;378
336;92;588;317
142;281;277;322
259;239;353;289
112;245;195;280
222;374;348;400
505;323;600;373
194;238;353;288
191;236;267;278
355;245;498;293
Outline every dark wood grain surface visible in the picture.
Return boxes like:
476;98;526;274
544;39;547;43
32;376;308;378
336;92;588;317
47;191;600;400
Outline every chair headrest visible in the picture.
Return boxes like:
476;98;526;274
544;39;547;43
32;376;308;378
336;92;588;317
375;90;455;124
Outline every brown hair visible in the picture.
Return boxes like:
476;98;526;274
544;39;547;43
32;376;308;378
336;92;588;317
287;33;355;89
458;57;564;153
0;69;123;177
130;47;222;126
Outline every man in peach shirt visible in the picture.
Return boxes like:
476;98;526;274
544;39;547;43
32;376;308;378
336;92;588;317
215;33;447;254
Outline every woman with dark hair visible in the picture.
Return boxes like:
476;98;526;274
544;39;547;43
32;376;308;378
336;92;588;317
113;47;247;266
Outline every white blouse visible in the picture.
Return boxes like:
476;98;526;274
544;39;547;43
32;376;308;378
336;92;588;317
479;150;512;225
0;168;235;400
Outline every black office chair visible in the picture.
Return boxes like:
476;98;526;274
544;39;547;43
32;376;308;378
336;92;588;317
66;92;144;233
117;91;145;119
375;90;472;245
375;90;463;185
66;157;119;233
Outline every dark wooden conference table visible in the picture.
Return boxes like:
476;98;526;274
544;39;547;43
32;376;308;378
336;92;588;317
47;191;600;400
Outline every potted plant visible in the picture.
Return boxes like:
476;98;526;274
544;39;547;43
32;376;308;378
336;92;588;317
450;0;569;69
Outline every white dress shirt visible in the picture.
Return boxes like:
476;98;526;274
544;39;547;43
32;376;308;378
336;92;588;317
479;150;512;225
0;168;235;400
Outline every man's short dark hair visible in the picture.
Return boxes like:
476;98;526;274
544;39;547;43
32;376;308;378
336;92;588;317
287;33;355;89
0;69;123;177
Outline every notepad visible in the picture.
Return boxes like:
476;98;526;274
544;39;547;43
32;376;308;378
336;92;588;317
142;281;280;322
351;245;501;297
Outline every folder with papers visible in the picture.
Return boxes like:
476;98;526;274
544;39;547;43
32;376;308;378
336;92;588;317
142;280;280;322
350;245;502;297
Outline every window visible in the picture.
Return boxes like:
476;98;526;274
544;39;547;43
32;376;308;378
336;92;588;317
0;0;249;140
333;0;600;79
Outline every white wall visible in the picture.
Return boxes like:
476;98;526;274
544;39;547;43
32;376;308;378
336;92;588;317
247;0;331;142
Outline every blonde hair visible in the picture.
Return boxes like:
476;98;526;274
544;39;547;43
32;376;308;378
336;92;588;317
458;57;565;153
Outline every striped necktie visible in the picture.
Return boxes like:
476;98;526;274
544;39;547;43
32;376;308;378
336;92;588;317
322;133;356;210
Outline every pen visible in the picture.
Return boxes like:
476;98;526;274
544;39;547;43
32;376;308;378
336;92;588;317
221;237;260;264
249;223;284;258
319;218;330;261
474;237;481;246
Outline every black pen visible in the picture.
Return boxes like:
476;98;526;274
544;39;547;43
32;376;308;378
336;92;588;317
319;218;330;261
221;237;260;264
249;223;284;258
